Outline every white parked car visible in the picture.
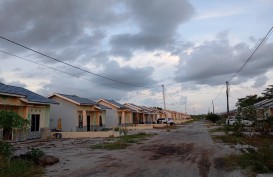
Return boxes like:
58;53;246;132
166;118;174;125
241;119;254;126
226;116;237;125
226;116;254;126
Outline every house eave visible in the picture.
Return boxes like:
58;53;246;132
0;92;25;98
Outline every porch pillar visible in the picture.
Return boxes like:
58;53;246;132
83;110;87;127
96;111;99;125
122;111;125;124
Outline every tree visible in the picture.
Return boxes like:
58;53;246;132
0;111;29;166
0;111;29;140
236;94;265;113
241;105;257;121
206;113;221;123
262;85;273;99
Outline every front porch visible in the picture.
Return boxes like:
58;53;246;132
76;109;105;132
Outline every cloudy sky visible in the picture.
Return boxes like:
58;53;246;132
0;0;272;114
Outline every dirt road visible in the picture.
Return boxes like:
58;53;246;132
15;121;243;177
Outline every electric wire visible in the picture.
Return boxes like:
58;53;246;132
212;84;226;101
0;49;134;92
165;88;186;106
0;35;160;89
228;26;273;82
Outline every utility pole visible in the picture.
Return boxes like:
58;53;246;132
162;85;166;117
226;81;230;116
212;100;215;114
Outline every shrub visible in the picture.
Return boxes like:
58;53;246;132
232;123;243;137
0;141;14;165
25;148;45;164
206;113;221;123
0;159;43;177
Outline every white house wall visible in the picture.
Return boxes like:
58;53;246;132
50;97;77;132
105;109;118;128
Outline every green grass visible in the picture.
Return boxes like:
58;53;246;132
212;134;245;145
0;159;44;177
90;141;129;150
91;132;155;150
212;130;273;175
221;145;273;175
212;134;273;147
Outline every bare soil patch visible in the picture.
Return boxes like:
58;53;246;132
11;121;244;177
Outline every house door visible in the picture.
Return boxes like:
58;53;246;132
31;114;40;132
87;115;91;131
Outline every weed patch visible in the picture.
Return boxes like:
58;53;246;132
218;145;273;175
90;141;129;150
212;132;273;175
91;132;155;150
212;134;245;145
0;158;44;177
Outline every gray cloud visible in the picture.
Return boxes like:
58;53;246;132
0;77;5;83
110;0;195;58
0;0;124;64
252;75;268;88
175;32;273;86
94;60;158;90
37;60;158;101
38;75;126;101
0;77;26;87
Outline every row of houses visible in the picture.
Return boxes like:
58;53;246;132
219;98;273;120
0;83;190;141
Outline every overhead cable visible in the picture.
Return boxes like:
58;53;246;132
0;35;160;89
228;26;273;82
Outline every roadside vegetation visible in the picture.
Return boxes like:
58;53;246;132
211;125;273;175
0;141;45;177
0;111;45;177
206;85;273;175
90;132;156;150
208;115;273;175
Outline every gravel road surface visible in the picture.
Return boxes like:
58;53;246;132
14;121;244;177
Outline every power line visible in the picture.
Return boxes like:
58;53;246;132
228;26;273;82
212;84;226;101
0;49;133;92
0;35;160;89
165;88;186;106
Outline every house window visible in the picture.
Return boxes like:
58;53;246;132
31;114;40;132
78;115;83;128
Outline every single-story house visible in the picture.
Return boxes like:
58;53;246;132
49;94;114;132
0;82;57;141
254;99;273;120
124;103;156;124
97;99;133;126
140;106;157;123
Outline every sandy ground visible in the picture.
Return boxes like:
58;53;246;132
13;121;244;177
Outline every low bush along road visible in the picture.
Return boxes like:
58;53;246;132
13;121;244;177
